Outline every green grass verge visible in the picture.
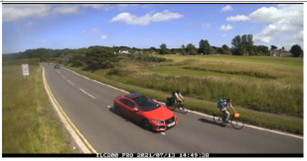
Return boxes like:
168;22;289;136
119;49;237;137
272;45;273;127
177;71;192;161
63;65;303;135
2;59;72;153
146;66;269;82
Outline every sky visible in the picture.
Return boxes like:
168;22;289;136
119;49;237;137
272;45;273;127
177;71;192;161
2;3;304;53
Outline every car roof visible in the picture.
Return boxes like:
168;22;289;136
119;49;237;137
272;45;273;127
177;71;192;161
125;93;144;100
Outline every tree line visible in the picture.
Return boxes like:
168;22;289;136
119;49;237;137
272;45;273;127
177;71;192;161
3;34;303;68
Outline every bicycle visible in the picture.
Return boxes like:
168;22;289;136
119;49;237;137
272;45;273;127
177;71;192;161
166;98;189;114
213;112;244;129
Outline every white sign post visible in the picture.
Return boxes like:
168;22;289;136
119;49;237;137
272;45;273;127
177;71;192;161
22;64;29;81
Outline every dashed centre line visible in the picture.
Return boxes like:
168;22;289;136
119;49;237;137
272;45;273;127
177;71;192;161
57;70;61;74
67;80;75;86
62;75;66;79
79;88;96;99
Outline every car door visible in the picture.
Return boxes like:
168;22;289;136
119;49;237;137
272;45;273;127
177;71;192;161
127;100;145;123
125;100;139;120
118;98;130;117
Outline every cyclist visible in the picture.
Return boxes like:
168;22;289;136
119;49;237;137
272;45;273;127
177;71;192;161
218;98;236;123
172;89;185;105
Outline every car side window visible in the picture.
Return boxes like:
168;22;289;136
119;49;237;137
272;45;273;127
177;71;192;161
127;100;136;109
119;99;128;105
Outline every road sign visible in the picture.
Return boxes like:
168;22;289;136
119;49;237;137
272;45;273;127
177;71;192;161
22;64;29;76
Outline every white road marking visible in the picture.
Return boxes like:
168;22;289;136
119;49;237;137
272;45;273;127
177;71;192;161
57;70;61;74
62;75;66;79
62;67;129;94
67;80;75;86
62;66;303;139
79;88;96;99
107;105;111;108
161;132;165;135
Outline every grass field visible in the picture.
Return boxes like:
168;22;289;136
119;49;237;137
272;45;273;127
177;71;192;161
100;55;303;117
2;59;72;153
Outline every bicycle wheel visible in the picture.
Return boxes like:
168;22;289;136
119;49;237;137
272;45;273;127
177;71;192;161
178;104;188;114
230;118;244;129
213;115;224;124
166;100;175;111
167;104;175;111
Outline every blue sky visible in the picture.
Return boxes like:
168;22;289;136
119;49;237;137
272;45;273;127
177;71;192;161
2;4;304;53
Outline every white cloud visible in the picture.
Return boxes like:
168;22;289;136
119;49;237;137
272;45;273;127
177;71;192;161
220;24;233;31
151;10;182;22
27;21;33;26
2;4;80;22
111;10;183;25
226;15;250;21
222;34;227;37
2;4;51;22
100;35;107;40
3;4;142;22
52;5;79;14
225;4;303;49
252;4;303;48
249;5;302;22
221;5;233;12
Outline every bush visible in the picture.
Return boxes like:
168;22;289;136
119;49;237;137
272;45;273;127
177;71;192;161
125;53;172;63
106;68;132;76
84;47;118;70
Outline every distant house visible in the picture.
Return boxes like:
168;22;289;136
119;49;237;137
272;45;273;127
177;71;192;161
119;50;130;54
270;49;292;57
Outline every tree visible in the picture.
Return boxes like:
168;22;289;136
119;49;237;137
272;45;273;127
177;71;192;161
84;46;118;70
186;43;197;55
246;34;254;55
231;35;241;50
221;44;230;54
181;44;186;55
198;39;211;55
209;47;216;54
69;53;85;67
270;45;277;51
159;43;170;55
231;34;254;55
290;44;303;57
254;45;269;56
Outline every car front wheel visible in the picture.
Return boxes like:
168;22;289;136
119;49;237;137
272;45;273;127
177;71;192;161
142;120;152;131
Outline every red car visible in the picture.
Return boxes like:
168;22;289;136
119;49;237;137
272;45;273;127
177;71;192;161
113;93;178;131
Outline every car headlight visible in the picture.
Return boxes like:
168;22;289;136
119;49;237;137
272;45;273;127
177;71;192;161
152;119;165;124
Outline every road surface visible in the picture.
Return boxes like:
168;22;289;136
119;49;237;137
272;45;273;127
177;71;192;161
41;63;303;153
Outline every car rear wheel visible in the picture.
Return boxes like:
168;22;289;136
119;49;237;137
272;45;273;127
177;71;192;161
142;120;152;131
114;106;121;116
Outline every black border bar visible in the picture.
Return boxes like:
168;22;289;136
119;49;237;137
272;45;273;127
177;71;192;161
2;153;303;158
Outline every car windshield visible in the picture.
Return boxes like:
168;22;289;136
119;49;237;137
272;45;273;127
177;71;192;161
134;96;161;111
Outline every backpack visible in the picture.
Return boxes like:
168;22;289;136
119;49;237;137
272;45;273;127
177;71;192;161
217;99;226;108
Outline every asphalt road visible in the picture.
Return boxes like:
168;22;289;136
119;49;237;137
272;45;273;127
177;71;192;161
42;63;303;153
